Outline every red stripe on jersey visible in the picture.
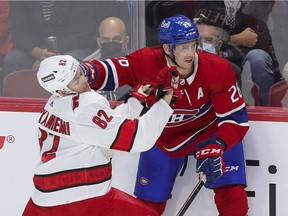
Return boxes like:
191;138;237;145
89;60;107;89
0;136;5;149
110;119;138;152
33;162;112;192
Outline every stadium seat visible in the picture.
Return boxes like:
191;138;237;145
250;80;260;106
268;80;288;107
1;69;50;98
241;79;260;106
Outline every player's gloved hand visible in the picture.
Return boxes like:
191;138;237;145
155;66;182;106
129;82;156;106
77;59;96;85
195;138;226;189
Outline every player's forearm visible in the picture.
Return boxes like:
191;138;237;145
84;60;107;90
131;100;173;152
216;123;249;150
114;97;143;119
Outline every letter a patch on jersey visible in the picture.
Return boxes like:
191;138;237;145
197;87;204;100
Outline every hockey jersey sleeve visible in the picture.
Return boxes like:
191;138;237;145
208;60;249;150
84;57;137;91
75;92;173;153
84;47;166;91
113;97;143;119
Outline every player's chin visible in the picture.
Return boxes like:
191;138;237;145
83;83;91;92
182;62;194;71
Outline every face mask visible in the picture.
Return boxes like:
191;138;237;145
202;42;216;55
100;42;126;59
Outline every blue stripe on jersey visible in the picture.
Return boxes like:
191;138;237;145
217;106;248;124
166;101;212;128
163;118;217;153
102;60;116;91
89;62;99;85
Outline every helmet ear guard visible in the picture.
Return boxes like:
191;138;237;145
168;44;175;58
37;55;79;97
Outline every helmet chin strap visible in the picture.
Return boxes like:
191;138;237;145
57;86;77;97
168;55;181;68
65;90;78;95
167;44;182;69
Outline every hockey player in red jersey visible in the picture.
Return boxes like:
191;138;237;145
84;14;250;216
22;55;182;216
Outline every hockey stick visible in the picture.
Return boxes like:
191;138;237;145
176;173;206;216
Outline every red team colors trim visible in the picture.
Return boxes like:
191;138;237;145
34;162;112;192
110;119;138;152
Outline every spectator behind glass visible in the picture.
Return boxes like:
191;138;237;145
84;16;131;101
84;16;129;61
195;16;243;97
195;0;283;106
195;16;225;57
0;0;12;67
1;1;98;85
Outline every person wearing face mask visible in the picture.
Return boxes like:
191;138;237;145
195;17;223;56
84;16;131;101
195;16;242;88
194;1;284;106
84;16;129;61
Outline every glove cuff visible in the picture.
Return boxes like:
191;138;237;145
196;144;224;159
215;138;226;150
195;138;226;159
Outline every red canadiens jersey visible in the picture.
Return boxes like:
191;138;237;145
32;91;173;206
87;46;249;157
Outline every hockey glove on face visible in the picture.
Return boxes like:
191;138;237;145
79;61;93;84
155;66;182;106
195;138;226;189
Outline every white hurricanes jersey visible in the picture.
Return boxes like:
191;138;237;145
32;91;173;206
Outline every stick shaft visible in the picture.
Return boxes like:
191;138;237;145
176;179;205;216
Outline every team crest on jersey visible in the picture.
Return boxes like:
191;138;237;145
166;108;200;128
140;177;149;185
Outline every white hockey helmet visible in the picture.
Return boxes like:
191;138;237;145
37;55;79;96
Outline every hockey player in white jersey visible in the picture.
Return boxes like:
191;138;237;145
22;55;180;216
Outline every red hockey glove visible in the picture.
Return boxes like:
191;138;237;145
195;138;226;189
79;61;93;84
129;82;156;106
155;66;182;105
